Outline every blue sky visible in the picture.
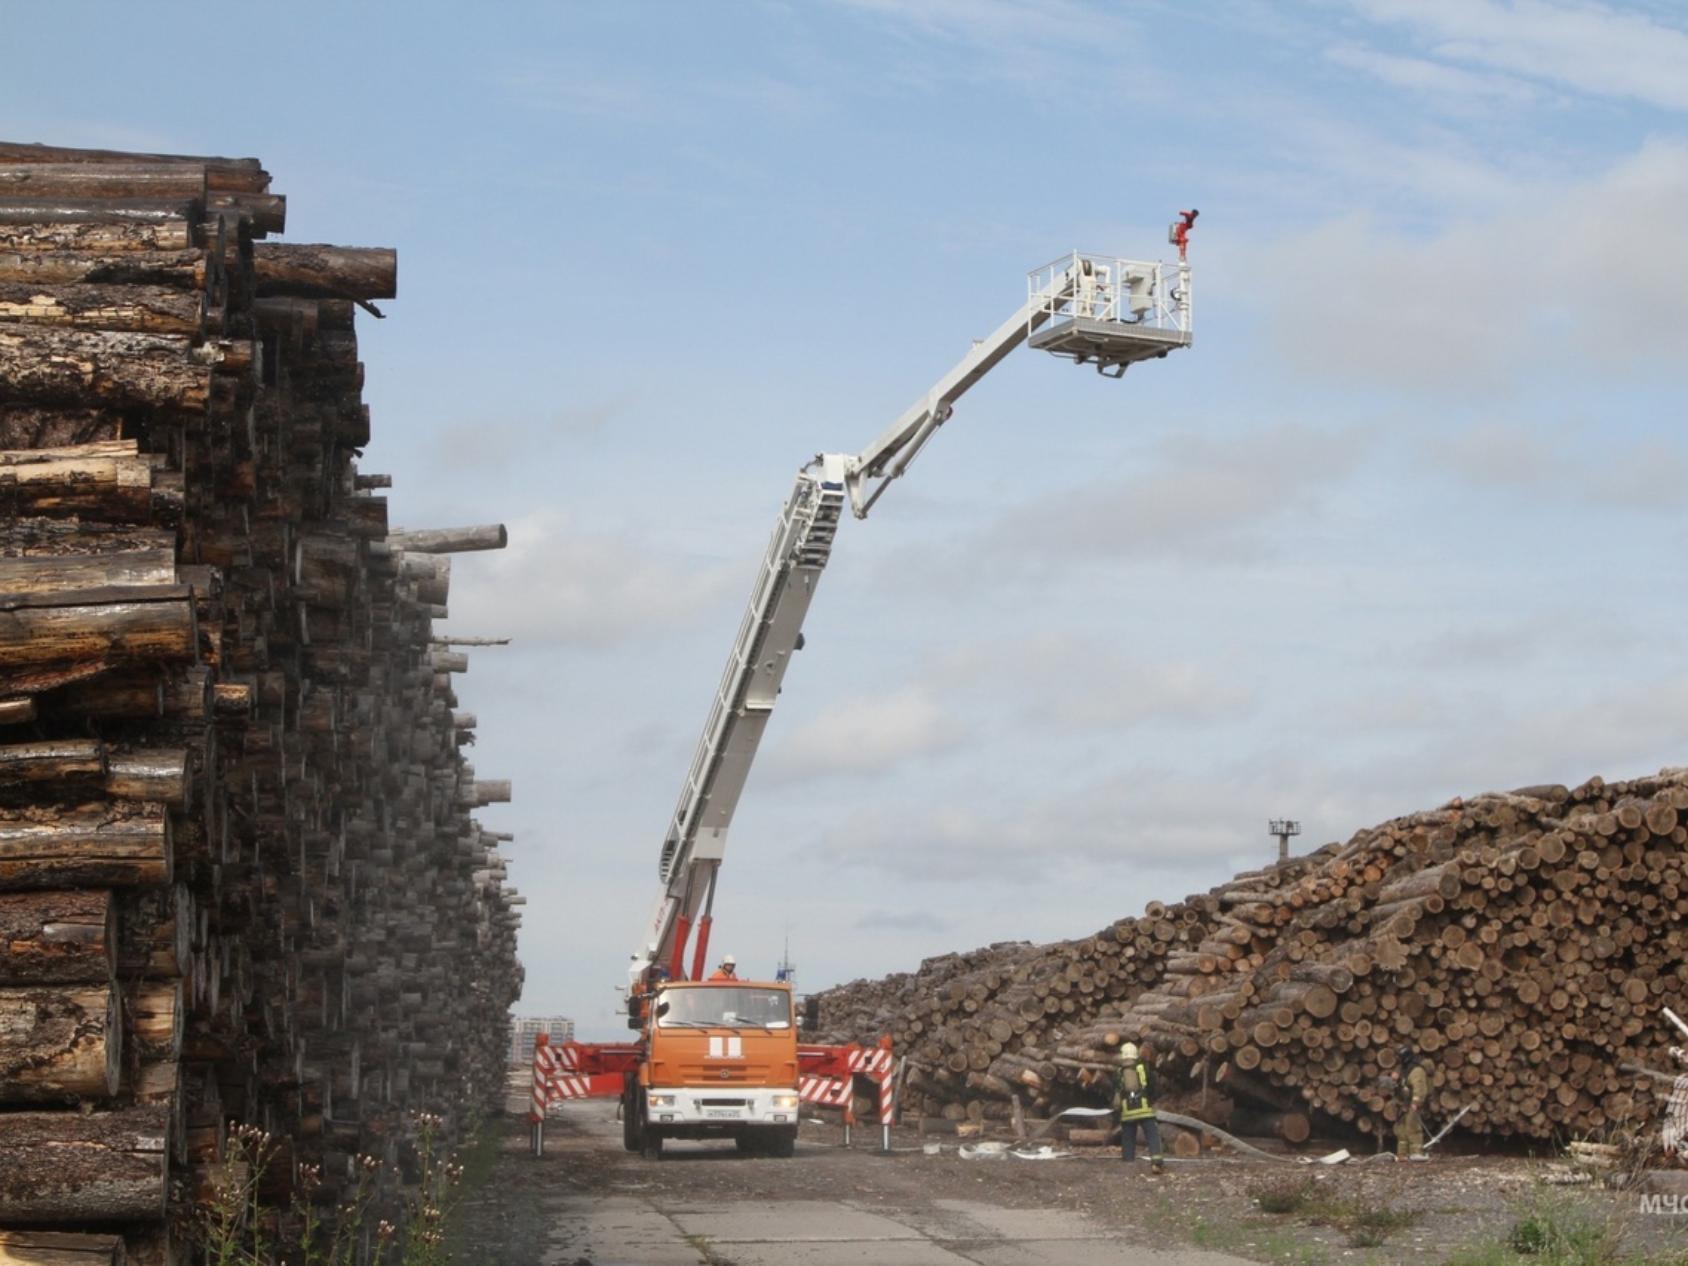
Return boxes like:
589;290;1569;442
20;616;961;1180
8;1;1688;1037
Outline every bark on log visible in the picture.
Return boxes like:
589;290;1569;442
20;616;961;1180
0;1230;125;1265
114;887;189;981
0;440;161;522
0;803;170;889
126;982;182;1062
388;524;507;553
1230;1107;1312;1144
0;985;120;1101
0;329;210;413
0;739;105;787
0;546;176;594
0;249;206;288
0;586;197;671
0;888;114;985
0;283;206;336
0;140;265;192
0;699;35;725
0;164;207;203
0;200;196;255
0;1105;168;1222
104;751;188;805
252;244;396;300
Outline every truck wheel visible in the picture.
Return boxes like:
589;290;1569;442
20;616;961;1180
640;1126;664;1160
768;1127;796;1158
637;1093;664;1160
621;1095;640;1153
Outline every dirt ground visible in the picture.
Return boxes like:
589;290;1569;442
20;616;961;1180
450;1101;1688;1265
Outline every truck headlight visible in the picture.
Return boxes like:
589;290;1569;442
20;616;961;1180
648;1094;676;1107
771;1094;799;1110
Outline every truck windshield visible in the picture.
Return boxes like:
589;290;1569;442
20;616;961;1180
656;987;791;1029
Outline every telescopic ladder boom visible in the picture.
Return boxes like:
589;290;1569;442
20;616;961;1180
633;250;1194;984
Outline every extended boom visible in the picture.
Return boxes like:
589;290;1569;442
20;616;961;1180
634;249;1194;987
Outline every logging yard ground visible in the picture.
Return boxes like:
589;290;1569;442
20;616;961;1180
450;1100;1688;1266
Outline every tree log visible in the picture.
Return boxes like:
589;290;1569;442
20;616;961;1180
0;199;196;254
115;887;190;981
0;283;205;336
0;1230;124;1265
0;248;205;288
0;888;114;984
0;1105;168;1222
0;440;163;522
0;985;120;1101
0;739;105;787
0;546;176;594
1230;1107;1312;1144
252;243;396;300
0;329;211;413
0;140;265;192
0;164;206;203
0;586;197;671
0;802;170;889
105;751;188;805
126;982;182;1062
388;524;507;554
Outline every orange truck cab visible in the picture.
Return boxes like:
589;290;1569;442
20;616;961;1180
622;978;801;1158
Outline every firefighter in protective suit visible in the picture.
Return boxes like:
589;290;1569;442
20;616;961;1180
1112;1042;1165;1174
1394;1045;1431;1160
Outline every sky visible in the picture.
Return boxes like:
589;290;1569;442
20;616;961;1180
6;0;1688;1039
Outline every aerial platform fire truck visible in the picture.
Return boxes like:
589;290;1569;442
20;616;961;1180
532;240;1195;1158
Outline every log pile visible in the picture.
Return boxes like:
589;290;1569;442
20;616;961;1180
819;769;1688;1146
0;141;524;1262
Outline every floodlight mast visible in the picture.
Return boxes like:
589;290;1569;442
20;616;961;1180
633;248;1194;988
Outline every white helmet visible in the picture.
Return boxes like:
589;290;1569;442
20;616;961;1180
1118;1042;1140;1063
722;954;737;967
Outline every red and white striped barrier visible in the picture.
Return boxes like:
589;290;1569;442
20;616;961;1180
796;1041;898;1147
798;1074;855;1106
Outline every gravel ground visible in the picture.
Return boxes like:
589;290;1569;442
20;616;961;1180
449;1102;1688;1265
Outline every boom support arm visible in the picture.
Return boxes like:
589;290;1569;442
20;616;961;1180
633;253;1191;985
844;271;1075;518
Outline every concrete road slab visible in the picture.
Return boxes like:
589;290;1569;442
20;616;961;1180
928;1199;1106;1240
963;1245;1261;1266
670;1199;921;1243
717;1240;975;1265
539;1195;702;1265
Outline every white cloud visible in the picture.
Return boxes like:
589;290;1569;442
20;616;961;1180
763;684;962;782
854;909;950;933
981;423;1371;563
1422;420;1688;508
831;0;1169;108
1257;140;1688;392
1323;42;1540;109
1348;0;1688;112
442;509;739;649
936;633;1254;730
819;760;1406;885
1434;677;1688;784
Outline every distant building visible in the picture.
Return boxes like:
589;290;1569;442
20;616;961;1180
510;1015;575;1066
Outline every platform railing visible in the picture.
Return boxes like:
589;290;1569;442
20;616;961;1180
1027;251;1191;337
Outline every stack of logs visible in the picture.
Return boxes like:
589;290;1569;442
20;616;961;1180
0;142;524;1264
819;768;1688;1149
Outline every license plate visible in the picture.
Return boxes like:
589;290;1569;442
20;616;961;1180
704;1108;739;1118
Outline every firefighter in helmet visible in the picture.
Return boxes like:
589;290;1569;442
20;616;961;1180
1393;1045;1431;1160
1112;1041;1166;1174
